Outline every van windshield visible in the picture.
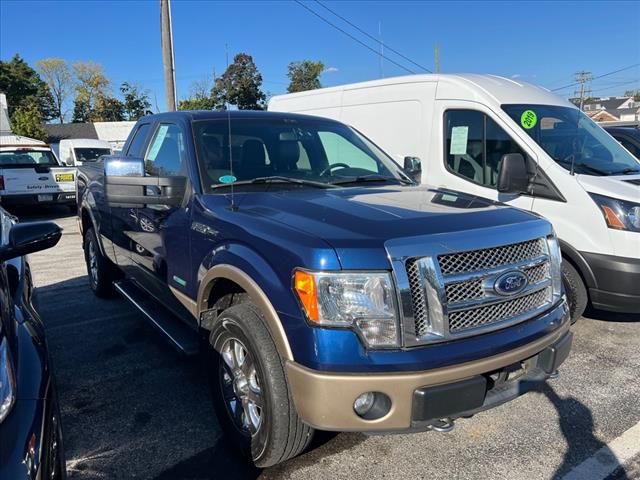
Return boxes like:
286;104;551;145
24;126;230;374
0;149;59;168
74;147;111;162
193;117;411;192
502;104;640;176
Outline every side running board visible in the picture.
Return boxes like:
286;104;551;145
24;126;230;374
114;280;200;356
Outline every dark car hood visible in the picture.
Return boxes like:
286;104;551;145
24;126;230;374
202;185;542;268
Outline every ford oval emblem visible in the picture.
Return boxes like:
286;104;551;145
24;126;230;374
494;270;528;296
38;176;49;181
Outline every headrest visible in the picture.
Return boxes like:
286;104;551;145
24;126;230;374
275;141;300;171
242;139;266;168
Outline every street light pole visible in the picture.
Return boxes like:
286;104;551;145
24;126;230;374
160;0;176;111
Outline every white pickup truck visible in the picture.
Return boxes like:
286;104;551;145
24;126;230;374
0;133;76;208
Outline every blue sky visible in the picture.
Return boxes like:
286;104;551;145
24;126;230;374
1;0;639;116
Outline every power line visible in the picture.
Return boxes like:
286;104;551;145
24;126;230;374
294;0;416;75
314;0;432;73
552;63;640;91
589;78;639;94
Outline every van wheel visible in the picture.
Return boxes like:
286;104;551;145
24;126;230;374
83;228;117;298
561;261;587;324
209;302;314;467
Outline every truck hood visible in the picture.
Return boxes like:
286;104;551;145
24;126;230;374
203;185;543;269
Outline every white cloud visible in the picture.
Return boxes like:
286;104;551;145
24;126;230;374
324;67;339;74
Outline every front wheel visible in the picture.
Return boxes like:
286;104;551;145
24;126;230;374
562;260;587;324
209;302;314;467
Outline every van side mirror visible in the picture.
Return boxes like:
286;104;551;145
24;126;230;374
497;153;529;194
103;156;186;207
0;221;62;262
403;156;422;183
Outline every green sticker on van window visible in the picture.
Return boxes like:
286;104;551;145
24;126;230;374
521;110;538;129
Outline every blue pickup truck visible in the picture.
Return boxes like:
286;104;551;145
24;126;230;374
77;111;572;466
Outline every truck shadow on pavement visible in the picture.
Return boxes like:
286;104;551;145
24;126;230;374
541;384;629;480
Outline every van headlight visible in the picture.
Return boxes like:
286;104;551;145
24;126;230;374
0;337;16;424
294;270;400;348
589;193;640;232
546;234;563;302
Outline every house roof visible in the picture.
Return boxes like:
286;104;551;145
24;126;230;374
584;97;631;110
586;110;619;122
615;107;640;115
43;123;98;143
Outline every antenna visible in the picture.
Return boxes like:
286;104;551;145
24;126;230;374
225;43;237;211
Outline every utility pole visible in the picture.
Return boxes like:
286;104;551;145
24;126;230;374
434;43;441;74
378;21;384;78
574;70;592;111
160;0;176;111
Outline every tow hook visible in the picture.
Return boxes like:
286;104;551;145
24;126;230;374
429;418;455;433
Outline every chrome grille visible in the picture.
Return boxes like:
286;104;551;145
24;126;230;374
406;259;428;337
438;238;546;275
449;288;552;333
405;236;553;341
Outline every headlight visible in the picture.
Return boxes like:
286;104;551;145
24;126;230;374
546;234;563;302
589;193;640;232
0;337;16;423
293;270;400;348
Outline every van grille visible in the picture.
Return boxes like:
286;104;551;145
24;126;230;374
406;237;552;340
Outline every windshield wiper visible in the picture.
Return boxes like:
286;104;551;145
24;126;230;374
609;167;640;175
330;174;412;186
211;175;337;190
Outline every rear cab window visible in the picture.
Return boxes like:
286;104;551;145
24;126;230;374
0;149;59;168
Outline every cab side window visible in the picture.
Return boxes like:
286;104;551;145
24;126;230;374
145;123;186;176
126;123;150;157
445;110;528;188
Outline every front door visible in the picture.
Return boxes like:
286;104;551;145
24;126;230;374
125;122;194;324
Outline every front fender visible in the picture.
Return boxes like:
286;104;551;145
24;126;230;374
196;244;297;361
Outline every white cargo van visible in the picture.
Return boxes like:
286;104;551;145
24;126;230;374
269;74;640;320
57;138;112;166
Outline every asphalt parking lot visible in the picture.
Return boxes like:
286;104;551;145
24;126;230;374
14;206;640;480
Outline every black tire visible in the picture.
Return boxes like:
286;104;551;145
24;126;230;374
562;260;587;324
43;391;66;480
83;228;118;298
209;302;314;467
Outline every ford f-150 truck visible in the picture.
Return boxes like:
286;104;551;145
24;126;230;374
77;111;572;467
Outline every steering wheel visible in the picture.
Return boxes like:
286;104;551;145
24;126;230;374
319;163;351;176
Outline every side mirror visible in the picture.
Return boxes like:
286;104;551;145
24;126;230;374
0;221;62;262
497;153;529;194
403;156;422;183
103;156;186;207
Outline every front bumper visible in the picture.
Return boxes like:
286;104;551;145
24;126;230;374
582;251;640;313
0;192;76;206
286;311;571;432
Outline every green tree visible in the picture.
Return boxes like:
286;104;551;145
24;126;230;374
178;78;216;110
72;61;110;122
0;54;55;121
37;58;73;124
624;89;640;101
94;95;125;121
120;82;152;120
10;101;46;140
287;60;325;93
212;53;266;110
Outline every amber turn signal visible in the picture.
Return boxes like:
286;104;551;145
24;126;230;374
294;270;319;322
601;206;626;230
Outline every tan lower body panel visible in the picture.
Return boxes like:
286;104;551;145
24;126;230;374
286;321;570;431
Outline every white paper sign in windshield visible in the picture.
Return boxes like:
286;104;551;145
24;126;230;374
450;126;469;155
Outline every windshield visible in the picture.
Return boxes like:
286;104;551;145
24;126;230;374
502;104;640;176
193;117;409;192
0;149;59;168
74;147;111;162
